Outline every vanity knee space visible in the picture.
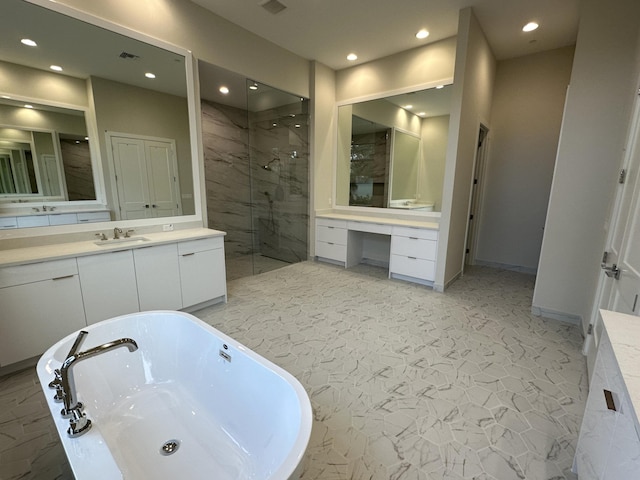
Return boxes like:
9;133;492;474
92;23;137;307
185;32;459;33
315;215;438;285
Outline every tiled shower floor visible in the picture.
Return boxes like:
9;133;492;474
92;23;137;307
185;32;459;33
0;262;586;479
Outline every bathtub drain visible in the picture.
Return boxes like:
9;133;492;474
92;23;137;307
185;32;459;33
160;439;180;456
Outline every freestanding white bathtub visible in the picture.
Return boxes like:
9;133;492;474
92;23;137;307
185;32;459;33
37;311;312;480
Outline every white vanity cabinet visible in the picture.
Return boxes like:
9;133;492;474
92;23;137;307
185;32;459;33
178;236;227;308
315;215;439;286
315;218;348;264
133;243;183;311
389;226;437;283
0;259;86;366
77;250;140;325
574;314;640;479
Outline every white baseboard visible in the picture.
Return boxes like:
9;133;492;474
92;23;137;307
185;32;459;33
474;259;537;275
531;305;582;325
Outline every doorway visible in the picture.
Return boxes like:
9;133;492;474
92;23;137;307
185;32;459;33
464;124;489;270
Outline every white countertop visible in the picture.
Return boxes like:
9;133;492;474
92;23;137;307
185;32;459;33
0;228;225;268
601;309;640;427
316;212;439;229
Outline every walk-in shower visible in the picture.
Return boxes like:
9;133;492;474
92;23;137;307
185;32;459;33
199;62;309;280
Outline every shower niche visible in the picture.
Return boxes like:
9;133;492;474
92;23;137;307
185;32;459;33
199;62;309;280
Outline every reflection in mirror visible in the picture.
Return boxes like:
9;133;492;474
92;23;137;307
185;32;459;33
337;84;451;212
0;0;196;229
0;99;92;202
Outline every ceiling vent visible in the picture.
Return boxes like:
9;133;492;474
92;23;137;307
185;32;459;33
261;0;287;15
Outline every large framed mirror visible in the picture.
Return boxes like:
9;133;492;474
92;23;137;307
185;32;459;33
336;84;452;214
0;0;201;232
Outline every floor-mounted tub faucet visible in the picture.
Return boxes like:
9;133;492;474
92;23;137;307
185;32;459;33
50;330;138;437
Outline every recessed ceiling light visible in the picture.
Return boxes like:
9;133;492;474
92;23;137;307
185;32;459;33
272;122;277;127
295;124;301;128
50;65;63;72
1;95;11;99
249;83;258;90
219;86;229;94
347;53;358;61
403;104;413;109
418;112;426;116
416;29;429;39
24;104;33;109
84;136;89;141
523;22;539;32
145;72;156;79
21;38;37;47
436;85;444;89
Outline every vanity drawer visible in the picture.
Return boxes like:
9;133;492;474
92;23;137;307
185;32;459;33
0;217;17;229
48;213;78;225
348;221;392;235
77;211;111;223
178;236;223;255
316;241;347;262
0;258;79;289
17;215;49;228
392;226;438;241
390;254;435;281
391;236;437;260
317;225;347;245
317;218;347;229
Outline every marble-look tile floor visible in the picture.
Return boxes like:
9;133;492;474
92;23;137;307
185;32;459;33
0;261;587;480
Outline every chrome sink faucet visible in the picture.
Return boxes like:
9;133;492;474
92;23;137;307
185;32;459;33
49;330;138;437
113;227;123;239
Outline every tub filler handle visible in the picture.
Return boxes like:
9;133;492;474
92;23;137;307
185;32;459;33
51;330;138;437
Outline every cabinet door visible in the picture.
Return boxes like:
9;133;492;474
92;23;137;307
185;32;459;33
179;247;226;308
133;244;182;311
77;250;140;325
0;274;86;366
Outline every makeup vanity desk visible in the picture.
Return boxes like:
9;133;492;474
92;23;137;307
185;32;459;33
315;212;439;287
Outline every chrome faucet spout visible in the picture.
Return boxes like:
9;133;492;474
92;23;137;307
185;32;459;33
59;337;138;417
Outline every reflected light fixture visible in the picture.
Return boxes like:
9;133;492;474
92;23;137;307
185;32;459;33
347;53;358;61
523;22;539;32
50;65;63;72
249;83;258;90
21;38;37;47
416;29;429;39
219;86;229;94
145;72;156;79
24;104;33;109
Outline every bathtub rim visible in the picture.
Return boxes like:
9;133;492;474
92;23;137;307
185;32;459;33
36;309;313;480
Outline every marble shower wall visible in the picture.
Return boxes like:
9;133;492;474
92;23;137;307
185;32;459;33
60;139;95;201
201;99;252;259
201;98;309;267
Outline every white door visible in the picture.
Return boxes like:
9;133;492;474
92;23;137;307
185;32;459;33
146;140;181;217
111;136;151;219
111;135;181;219
587;92;640;377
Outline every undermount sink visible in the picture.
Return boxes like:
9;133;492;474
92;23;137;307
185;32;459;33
93;236;151;247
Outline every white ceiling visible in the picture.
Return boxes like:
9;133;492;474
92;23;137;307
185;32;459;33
191;0;580;70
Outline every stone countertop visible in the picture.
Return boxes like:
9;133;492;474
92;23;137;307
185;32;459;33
0;228;225;268
316;212;440;229
601;309;640;428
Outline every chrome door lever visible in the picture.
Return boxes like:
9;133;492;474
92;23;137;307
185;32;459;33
601;263;621;279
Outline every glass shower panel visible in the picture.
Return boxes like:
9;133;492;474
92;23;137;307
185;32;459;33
247;81;309;275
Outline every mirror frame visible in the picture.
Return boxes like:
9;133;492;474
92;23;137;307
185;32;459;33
1;0;203;239
333;80;453;219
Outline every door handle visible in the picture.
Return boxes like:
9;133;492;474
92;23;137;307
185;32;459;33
601;263;621;279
